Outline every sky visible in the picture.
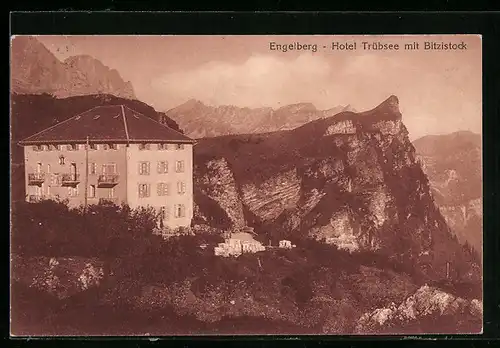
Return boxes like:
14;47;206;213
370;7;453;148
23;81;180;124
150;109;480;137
35;35;482;141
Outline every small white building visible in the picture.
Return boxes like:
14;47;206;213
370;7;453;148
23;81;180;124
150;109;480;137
279;240;293;249
214;232;265;257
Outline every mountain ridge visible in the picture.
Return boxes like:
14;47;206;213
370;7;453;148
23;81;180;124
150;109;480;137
164;98;357;138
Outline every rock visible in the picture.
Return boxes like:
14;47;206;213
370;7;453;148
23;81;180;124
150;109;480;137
354;285;481;333
11;255;105;300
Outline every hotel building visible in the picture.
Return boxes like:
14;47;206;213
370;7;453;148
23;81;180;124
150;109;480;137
18;105;196;230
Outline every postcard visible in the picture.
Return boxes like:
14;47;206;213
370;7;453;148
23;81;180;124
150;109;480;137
10;34;482;336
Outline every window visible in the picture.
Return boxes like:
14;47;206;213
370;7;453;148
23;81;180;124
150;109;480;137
108;187;115;198
89;185;96;198
139;143;150;151
159;206;168;220
68;186;79;197
175;144;185;150
157;183;169;196
138;183;150;198
46;185;51;196
59;155;65;165
90;143;97;150
89;163;97;175
47;164;51;173
102;163;117;174
67;144;77;151
32;145;41;151
102;144;109;150
138;162;150;175
55;174;62;186
36;162;42;173
110;143;117;150
175;160;185;173
158;143;168;150
174;204;186;218
158;206;170;227
157;161;168;174
177;181;186;194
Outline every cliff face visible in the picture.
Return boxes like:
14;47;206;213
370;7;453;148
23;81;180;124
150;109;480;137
193;96;478;282
11;36;136;99
413;132;482;256
165;99;355;138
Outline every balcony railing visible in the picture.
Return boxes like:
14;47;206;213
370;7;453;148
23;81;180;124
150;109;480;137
97;174;119;187
28;173;45;185
28;195;46;203
99;197;119;205
61;173;81;186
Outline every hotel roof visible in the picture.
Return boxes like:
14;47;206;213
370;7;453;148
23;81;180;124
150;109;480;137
19;104;195;145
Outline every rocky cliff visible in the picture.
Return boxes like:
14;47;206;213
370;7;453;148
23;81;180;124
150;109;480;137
11;36;136;99
164;99;355;138
413;131;482;257
193;96;479;282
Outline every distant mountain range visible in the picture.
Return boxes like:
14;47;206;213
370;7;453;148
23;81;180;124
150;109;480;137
11;36;136;99
413;131;482;256
164;99;356;138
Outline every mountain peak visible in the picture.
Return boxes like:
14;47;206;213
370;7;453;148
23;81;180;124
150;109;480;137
11;36;136;100
357;95;401;120
376;95;400;113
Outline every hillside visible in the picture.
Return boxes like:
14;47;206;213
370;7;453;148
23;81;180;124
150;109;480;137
164;99;355;138
413;131;482;256
10;95;482;335
11;36;135;99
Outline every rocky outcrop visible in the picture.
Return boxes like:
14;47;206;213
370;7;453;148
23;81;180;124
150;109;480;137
193;96;478;282
11;36;136;99
195;157;245;228
355;285;483;333
241;169;301;222
126;263;420;333
11;255;104;300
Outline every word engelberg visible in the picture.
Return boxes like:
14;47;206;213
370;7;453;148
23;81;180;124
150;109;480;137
269;42;318;53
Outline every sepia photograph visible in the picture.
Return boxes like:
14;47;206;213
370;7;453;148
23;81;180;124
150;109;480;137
10;34;482;336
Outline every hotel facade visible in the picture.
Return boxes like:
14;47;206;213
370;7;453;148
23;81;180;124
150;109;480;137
18;105;196;230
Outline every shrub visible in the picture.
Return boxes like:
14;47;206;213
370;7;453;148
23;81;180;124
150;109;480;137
11;200;160;259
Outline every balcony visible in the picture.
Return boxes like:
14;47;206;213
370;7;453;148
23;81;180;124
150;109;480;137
28;173;45;186
99;197;119;205
97;174;119;188
28;195;46;203
61;173;81;186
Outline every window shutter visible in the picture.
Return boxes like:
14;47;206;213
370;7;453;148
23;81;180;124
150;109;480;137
157;183;162;196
